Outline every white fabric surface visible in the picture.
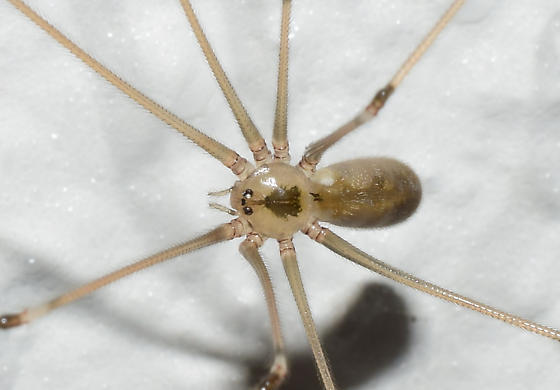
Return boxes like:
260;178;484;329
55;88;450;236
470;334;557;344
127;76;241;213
1;1;559;389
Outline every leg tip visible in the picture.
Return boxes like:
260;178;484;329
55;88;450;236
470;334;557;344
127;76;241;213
0;313;24;329
256;374;282;390
255;355;288;390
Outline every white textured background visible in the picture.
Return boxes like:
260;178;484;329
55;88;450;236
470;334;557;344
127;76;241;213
1;1;559;389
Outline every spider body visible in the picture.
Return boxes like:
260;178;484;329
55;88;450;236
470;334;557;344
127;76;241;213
230;158;421;239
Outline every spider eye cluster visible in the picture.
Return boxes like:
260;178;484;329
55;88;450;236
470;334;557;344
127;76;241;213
242;189;253;215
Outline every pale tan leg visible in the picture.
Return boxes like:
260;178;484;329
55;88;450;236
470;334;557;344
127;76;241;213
299;0;466;172
303;221;560;342
7;0;254;179
272;0;292;162
1;219;249;329
239;234;287;390
278;238;337;390
179;0;271;165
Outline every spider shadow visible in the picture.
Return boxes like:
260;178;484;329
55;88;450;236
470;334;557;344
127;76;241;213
244;282;414;389
1;238;412;389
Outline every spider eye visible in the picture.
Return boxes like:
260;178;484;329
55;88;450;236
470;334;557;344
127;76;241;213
241;198;246;206
243;206;253;215
243;189;253;198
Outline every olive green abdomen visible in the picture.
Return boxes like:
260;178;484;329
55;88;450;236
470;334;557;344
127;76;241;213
310;158;421;228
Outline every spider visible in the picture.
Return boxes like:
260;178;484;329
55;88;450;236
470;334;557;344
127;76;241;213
1;1;559;389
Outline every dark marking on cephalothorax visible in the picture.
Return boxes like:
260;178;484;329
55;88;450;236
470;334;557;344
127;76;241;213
264;186;302;219
310;192;323;202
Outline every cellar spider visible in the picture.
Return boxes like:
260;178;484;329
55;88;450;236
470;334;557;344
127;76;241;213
1;0;559;389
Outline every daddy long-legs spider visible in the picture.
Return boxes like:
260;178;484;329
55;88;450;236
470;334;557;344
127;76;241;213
1;0;559;389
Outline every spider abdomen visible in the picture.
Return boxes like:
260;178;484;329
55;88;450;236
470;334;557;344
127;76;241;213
310;158;422;228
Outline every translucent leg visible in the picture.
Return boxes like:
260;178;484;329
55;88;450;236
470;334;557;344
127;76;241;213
272;0;292;162
299;0;466;172
179;0;271;165
7;0;254;179
239;234;287;390
303;222;560;342
1;219;249;329
279;238;337;390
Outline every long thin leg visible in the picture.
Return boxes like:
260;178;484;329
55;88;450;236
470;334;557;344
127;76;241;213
239;234;287;390
278;238;337;390
303;222;560;342
299;0;466;172
1;219;249;329
7;0;253;179
179;0;271;165
272;0;292;162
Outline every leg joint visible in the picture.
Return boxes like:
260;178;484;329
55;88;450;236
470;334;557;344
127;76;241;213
277;238;295;255
302;220;327;243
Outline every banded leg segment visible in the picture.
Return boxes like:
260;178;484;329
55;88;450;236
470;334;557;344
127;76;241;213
7;0;253;180
239;234;287;390
299;0;466;172
304;222;560;342
179;0;271;165
1;219;249;329
279;238;337;390
272;0;292;162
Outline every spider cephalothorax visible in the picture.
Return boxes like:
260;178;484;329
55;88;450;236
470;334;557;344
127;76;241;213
231;163;314;239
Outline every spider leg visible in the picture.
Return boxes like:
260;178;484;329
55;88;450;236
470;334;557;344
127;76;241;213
0;219;249;329
299;0;466;173
179;0;272;165
303;221;560;342
239;234;287;390
272;0;292;162
279;238;337;390
7;0;254;179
